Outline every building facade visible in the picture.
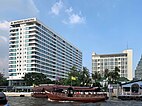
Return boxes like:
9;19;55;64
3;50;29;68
135;55;142;80
92;49;133;80
8;18;82;85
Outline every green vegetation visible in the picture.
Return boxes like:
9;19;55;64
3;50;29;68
56;66;91;86
23;72;53;86
118;77;129;82
92;71;101;87
56;66;123;87
23;66;127;87
0;73;8;86
79;67;91;86
107;67;120;84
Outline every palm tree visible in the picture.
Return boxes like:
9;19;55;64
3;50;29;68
108;67;120;84
92;71;101;86
68;66;78;85
108;71;114;83
69;66;78;77
113;67;120;82
104;68;109;79
79;67;90;86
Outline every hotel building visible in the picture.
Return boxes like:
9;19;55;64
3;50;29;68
92;49;133;80
8;18;82;85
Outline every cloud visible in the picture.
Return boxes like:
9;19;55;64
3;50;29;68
0;21;9;30
50;0;63;15
0;20;9;76
0;57;8;76
0;36;8;43
27;0;39;14
0;0;39;18
64;7;86;24
0;20;9;43
0;58;8;69
68;13;85;24
49;1;86;25
65;7;73;14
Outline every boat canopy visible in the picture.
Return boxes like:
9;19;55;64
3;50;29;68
32;85;100;92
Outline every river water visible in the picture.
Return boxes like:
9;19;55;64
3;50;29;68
7;97;142;106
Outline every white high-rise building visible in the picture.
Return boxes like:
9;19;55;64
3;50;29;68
92;49;133;80
8;18;82;85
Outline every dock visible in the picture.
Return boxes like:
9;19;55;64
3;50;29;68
118;95;142;100
4;92;32;97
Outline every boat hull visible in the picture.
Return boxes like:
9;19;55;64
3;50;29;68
31;93;48;98
46;92;107;103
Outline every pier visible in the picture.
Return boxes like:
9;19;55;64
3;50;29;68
4;92;32;97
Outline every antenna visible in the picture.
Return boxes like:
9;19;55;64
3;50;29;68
127;42;128;50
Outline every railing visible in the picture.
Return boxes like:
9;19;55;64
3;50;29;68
51;92;106;98
122;92;141;96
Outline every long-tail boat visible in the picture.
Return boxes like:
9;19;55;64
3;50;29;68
32;85;108;102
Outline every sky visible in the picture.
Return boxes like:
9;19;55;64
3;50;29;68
0;0;142;77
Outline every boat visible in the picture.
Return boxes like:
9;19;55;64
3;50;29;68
31;86;49;98
46;92;107;102
31;92;48;98
32;85;108;102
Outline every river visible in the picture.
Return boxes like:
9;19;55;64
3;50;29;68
7;97;142;106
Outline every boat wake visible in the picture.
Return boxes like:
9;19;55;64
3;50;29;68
48;98;74;103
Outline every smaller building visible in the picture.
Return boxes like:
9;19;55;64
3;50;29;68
118;80;142;100
120;80;142;95
92;49;133;80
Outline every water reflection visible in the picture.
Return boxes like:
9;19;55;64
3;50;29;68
7;97;142;106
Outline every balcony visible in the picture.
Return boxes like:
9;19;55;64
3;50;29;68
9;49;16;52
9;45;18;48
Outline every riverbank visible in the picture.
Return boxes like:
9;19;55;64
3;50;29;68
4;92;32;97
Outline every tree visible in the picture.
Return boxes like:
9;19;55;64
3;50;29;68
118;77;129;82
68;66;80;86
56;78;66;85
104;69;109;79
92;71;101;87
61;66;79;86
0;73;8;86
79;67;91;86
56;66;92;86
108;71;114;83
62;66;91;86
68;66;78;77
23;72;51;86
113;67;120;82
108;67;120;84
